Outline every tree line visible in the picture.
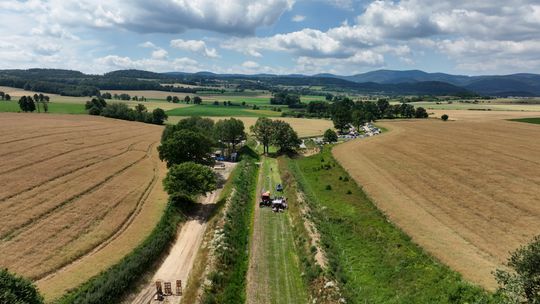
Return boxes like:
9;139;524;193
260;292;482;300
0;91;12;101
18;94;51;113
250;117;302;154
166;95;202;104
85;98;167;125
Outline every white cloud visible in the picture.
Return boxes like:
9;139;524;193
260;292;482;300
242;61;260;69
292;15;306;22
151;49;168;59
18;0;295;35
170;39;220;58
139;41;157;49
95;55;200;73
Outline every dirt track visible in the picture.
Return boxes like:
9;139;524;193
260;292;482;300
129;163;235;304
333;115;540;290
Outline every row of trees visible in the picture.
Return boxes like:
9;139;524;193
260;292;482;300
327;98;428;131
0;91;12;101
166;95;202;104
251;117;301;154
270;91;301;106
158;117;232;200
18;95;51;113
85;98;167;125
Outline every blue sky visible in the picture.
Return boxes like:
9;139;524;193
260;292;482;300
1;0;539;75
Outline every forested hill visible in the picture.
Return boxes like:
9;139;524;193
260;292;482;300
1;68;538;97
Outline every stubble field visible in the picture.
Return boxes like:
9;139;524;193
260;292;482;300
0;113;167;300
333;117;540;289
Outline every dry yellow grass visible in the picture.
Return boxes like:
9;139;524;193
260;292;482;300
333;117;540;290
429;109;540;121
0;113;166;301
167;116;334;137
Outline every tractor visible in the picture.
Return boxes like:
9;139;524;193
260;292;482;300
259;191;272;207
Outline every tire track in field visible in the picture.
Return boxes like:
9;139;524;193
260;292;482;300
36;142;160;282
0;145;152;241
0;131;157;202
0;129;155;175
0;126;135;158
0;125;113;145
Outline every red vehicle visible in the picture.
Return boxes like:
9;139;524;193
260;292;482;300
259;191;272;207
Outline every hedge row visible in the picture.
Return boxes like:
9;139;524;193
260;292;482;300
54;198;188;304
201;156;259;303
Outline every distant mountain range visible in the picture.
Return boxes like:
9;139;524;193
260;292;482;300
312;70;540;96
164;69;540;96
1;68;539;97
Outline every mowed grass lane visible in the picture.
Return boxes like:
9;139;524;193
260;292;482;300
247;157;308;304
289;148;495;303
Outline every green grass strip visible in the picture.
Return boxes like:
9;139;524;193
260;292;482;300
201;151;259;303
287;147;499;304
0;101;86;114
509;117;540;125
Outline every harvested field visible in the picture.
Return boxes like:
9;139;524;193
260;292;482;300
333;118;540;289
0;113;166;300
428;109;540;121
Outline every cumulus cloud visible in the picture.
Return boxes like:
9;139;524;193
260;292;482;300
17;0;294;35
242;61;260;69
95;55;200;73
170;39;220;58
292;15;306;22
151;49;168;60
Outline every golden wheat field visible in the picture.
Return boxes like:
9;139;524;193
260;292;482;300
333;116;540;290
0;113;167;300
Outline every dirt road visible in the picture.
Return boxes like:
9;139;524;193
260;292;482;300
129;163;235;304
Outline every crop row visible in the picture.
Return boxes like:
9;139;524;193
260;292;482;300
54;198;188;304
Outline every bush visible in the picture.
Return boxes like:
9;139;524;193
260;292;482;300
325;185;332;190
323;129;338;143
0;268;43;304
441;114;449;121
495;235;540;304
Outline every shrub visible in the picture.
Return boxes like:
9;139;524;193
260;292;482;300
325;185;332;190
441;114;449;121
0;268;43;304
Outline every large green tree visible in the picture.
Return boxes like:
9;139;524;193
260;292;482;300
18;96;36;112
161;116;215;143
323;129;338;143
251;117;274;154
214;118;246;154
331;99;353;132
0;268;43;304
152;108;167;125
158;129;214;167
271;120;301;153
163;162;217;199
